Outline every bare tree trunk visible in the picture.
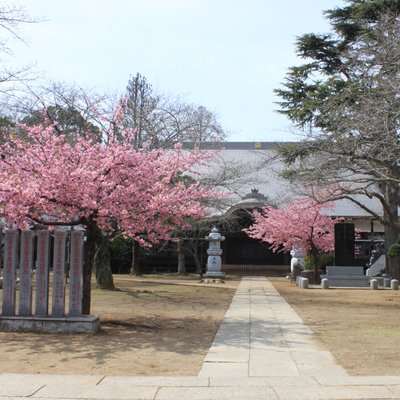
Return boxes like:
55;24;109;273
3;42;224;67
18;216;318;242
82;221;101;315
385;224;400;279
384;182;400;279
130;241;141;276
93;236;114;289
309;240;320;284
193;241;202;274
177;239;185;274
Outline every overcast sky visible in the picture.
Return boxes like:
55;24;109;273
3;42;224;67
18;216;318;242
8;0;345;141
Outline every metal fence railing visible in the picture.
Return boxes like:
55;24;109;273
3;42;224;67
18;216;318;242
222;264;290;277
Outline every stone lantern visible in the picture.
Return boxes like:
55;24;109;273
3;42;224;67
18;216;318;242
204;227;225;279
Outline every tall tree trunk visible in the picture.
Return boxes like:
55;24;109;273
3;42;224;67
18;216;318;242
82;221;101;315
384;182;400;279
94;236;115;289
130;241;141;276
177;239;186;274
309;238;320;284
385;224;400;279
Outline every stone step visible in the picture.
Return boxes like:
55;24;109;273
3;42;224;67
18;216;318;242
321;278;370;288
320;275;368;280
325;266;365;276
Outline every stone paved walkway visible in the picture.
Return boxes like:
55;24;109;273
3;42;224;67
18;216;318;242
1;276;400;400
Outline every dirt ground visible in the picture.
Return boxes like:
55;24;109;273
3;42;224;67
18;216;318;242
1;275;400;376
0;275;238;376
271;278;400;376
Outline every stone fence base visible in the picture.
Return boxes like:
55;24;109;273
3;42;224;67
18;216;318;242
0;315;100;334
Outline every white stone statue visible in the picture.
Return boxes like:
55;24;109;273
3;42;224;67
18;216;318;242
290;247;305;273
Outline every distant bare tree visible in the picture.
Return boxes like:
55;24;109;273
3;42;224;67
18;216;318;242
0;2;38;90
124;73;226;149
14;81;111;141
123;73;227;275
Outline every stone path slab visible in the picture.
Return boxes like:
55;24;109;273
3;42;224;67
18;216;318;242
0;277;400;400
199;276;348;378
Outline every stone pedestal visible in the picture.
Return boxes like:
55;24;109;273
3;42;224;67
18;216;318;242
300;277;309;289
0;315;100;333
391;279;399;290
383;278;391;288
321;278;330;289
370;279;379;290
204;227;225;279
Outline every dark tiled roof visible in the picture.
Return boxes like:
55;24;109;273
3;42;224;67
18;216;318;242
181;142;291;150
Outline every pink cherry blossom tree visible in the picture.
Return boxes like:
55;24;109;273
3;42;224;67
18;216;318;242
245;197;335;280
0;106;216;314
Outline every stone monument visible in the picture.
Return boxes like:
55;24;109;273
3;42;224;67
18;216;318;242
204;227;225;279
334;223;355;266
0;229;99;333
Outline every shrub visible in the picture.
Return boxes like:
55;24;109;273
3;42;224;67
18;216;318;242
389;242;400;258
304;252;333;270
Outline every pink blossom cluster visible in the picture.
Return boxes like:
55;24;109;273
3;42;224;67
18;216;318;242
245;197;335;253
0;117;215;245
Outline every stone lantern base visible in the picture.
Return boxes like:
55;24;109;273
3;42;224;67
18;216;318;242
204;271;225;279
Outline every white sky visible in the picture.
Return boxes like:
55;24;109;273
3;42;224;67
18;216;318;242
8;0;345;141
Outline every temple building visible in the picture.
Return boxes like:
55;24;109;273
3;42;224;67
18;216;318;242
140;142;384;274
